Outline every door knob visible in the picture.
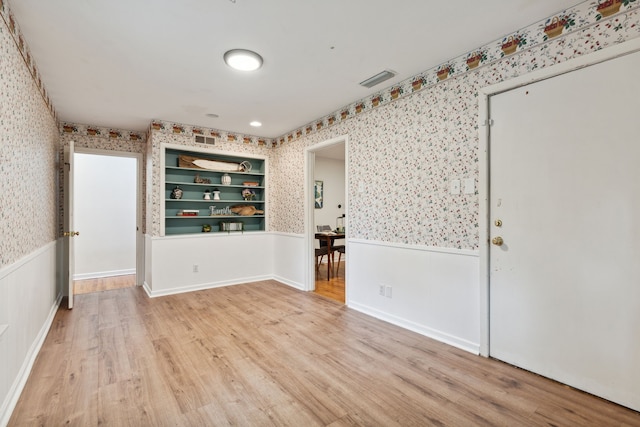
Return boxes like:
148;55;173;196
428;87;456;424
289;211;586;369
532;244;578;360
492;236;504;246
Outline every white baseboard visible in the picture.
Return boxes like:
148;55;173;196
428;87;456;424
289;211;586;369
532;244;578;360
73;268;135;280
271;275;305;291
144;274;273;298
348;301;480;355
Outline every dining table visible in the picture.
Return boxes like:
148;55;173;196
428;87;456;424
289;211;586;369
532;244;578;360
315;232;345;280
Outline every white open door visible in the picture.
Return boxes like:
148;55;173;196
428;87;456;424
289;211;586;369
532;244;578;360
63;141;77;309
488;50;640;411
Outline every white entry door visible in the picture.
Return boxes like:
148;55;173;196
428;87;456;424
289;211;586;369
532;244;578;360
489;50;640;411
63;141;77;309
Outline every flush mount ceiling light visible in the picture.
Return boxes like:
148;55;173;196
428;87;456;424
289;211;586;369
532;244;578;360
250;121;262;127
224;49;263;71
359;69;396;88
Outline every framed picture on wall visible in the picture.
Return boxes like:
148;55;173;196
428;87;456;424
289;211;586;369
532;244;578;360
314;180;323;208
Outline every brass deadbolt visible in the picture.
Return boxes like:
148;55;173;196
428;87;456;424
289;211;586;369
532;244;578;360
494;219;503;227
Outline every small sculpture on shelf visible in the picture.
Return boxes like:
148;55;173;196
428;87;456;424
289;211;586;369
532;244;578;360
203;189;212;200
210;206;232;216
194;174;211;184
221;173;232;185
212;188;221;200
202;224;212;232
170;186;183;199
230;204;264;216
242;188;256;201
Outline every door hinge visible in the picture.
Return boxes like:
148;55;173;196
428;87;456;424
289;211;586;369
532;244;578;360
480;119;494;126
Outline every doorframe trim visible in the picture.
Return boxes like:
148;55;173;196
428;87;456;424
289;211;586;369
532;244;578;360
304;135;348;295
72;147;144;287
478;37;640;357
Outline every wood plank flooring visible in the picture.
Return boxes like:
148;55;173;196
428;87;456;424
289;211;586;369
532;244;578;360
9;281;640;426
314;260;345;303
74;274;136;295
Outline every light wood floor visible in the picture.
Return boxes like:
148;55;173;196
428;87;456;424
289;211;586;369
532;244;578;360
9;281;639;426
74;274;136;295
314;260;345;303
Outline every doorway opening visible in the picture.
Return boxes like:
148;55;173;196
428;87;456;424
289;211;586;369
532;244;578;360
72;150;141;295
305;136;348;303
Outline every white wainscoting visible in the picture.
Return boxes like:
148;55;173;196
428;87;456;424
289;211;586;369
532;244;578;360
142;232;480;353
0;241;61;427
347;239;480;354
271;232;306;290
144;232;274;297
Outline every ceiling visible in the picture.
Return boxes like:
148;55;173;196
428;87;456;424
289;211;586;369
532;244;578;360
10;0;580;139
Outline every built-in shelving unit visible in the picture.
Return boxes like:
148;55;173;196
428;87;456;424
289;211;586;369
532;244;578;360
163;147;266;235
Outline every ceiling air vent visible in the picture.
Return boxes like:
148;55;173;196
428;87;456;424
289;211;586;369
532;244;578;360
195;135;216;146
359;70;396;88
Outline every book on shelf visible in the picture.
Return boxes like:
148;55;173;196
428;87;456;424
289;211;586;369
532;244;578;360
177;209;199;216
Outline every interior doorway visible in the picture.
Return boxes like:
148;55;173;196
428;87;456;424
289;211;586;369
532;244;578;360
72;149;141;294
305;136;348;303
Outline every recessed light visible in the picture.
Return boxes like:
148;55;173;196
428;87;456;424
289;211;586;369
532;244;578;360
206;113;219;118
250;121;262;127
224;49;263;71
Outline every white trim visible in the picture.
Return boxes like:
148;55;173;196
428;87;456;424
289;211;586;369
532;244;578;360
73;268;136;280
349;238;479;257
73;147;144;287
152;230;268;241
349;301;479;354
477;37;640;358
271;275;305;291
0;294;61;427
0;241;57;280
304;135;349;294
143;275;272;298
269;231;303;239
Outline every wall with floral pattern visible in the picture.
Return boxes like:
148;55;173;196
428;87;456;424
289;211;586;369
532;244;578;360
4;0;640;258
268;0;640;251
0;3;59;268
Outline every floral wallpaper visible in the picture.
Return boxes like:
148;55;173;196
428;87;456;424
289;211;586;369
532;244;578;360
268;0;640;250
4;0;640;259
149;119;274;148
0;3;59;268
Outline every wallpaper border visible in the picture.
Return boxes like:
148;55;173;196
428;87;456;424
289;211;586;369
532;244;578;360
0;0;58;122
274;0;640;146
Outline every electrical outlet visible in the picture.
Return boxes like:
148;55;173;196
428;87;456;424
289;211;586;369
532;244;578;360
193;264;199;273
379;284;385;296
385;285;392;298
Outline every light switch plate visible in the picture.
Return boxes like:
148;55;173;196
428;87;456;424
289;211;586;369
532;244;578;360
451;179;461;195
463;178;475;194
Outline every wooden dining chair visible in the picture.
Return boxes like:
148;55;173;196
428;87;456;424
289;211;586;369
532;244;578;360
315;246;330;273
316;225;344;266
335;245;346;275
